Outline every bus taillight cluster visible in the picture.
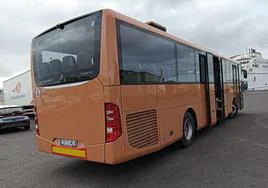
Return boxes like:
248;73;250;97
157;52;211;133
105;103;122;143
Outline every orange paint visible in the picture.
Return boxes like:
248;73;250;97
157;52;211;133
32;9;242;164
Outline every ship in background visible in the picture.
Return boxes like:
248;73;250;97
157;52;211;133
231;48;268;90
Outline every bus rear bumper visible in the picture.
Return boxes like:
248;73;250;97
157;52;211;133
104;136;124;164
36;135;125;164
36;135;105;163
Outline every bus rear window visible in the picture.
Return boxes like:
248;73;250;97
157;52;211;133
32;12;102;87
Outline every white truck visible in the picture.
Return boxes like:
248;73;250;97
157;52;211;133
3;70;35;118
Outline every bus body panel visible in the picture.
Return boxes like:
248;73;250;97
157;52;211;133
32;10;119;163
157;84;200;109
157;106;183;147
224;84;237;117
157;84;207;146
103;86;124;164
120;84;209;160
227;84;234;114
121;85;158;112
104;136;124;164
122;108;161;162
198;84;209;129
98;9;120;86
120;85;160;160
209;84;217;126
35;78;106;147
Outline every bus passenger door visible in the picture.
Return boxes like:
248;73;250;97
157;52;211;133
213;57;225;120
232;65;239;104
199;53;217;126
207;53;217;125
237;64;244;109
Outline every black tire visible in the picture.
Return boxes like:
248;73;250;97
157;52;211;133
24;125;30;131
233;102;238;115
229;101;238;118
181;112;195;148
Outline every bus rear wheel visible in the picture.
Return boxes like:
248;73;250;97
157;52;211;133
181;112;195;148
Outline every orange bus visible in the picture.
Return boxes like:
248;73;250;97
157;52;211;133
31;9;244;164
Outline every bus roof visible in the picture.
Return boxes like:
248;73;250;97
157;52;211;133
33;9;238;65
33;10;102;39
113;9;237;64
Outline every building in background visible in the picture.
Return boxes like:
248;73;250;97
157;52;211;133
231;48;268;90
0;89;4;105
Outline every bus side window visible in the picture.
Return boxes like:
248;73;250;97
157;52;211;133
199;54;206;83
118;23;176;84
177;44;196;82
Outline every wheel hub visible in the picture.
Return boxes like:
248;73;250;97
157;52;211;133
232;104;237;114
184;119;193;140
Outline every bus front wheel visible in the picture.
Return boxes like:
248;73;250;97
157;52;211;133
181;112;195;148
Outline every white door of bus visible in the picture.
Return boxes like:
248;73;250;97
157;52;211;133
232;64;239;103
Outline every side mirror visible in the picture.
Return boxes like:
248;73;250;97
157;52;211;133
242;70;247;79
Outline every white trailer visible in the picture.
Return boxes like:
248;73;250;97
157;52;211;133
0;89;4;105
3;70;35;117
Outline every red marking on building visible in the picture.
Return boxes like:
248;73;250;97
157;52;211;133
12;82;22;94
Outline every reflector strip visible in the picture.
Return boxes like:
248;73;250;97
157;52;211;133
51;146;86;158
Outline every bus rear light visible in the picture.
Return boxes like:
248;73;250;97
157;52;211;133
35;121;40;136
105;103;122;143
34;106;40;136
35;123;40;135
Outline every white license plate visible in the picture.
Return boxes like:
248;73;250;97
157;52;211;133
60;139;78;147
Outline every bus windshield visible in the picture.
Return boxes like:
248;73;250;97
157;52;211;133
32;12;102;87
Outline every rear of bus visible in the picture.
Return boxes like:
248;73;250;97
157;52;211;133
32;10;124;164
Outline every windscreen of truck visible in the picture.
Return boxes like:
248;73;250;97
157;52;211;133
32;11;102;87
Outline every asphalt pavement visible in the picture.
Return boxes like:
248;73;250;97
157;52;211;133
0;91;267;188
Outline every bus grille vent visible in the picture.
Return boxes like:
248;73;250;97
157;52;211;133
126;109;158;149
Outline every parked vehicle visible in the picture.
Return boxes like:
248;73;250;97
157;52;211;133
0;105;30;130
3;70;35;118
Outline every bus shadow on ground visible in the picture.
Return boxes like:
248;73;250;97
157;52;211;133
53;145;179;182
51;112;252;182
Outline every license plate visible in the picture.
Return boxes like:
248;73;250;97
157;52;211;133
60;139;78;147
